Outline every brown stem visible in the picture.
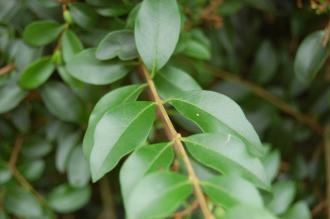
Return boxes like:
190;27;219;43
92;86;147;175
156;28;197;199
98;177;116;219
140;65;213;219
174;200;199;219
0;63;15;76
204;64;325;135
9;136;23;169
322;20;330;47
325;125;330;219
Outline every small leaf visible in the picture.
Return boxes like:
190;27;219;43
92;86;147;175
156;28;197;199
135;0;181;72
96;30;138;61
67;146;90;188
41;81;87;123
0;83;27;114
23;20;63;46
90;101;156;181
96;4;131;17
19;57;55;89
66;48;133;85
83;84;145;158
126;171;193;219
69;3;99;29
61;30;83;62
262;150;280;182
266;181;296;215
21;136;52;158
4;185;43;218
57;66;84;88
18;159;45;181
154;65;201;99
120;143;174;206
47;184;91;213
0;160;11;184
202;175;263;208
184;133;269;189
56;131;80;173
282;201;311;219
223;205;278;219
169;90;265;157
294;31;330;83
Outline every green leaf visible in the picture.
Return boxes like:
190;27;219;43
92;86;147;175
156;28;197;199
23;20;63;46
184;133;269;189
223;205;278;219
96;4;131;17
61;30;83;63
57;66;84;88
154;65;201;99
21;136;52;158
4;185;43;218
126;171;193;219
47;184;91;213
282;201;311;219
135;0;181;72
168;90;265;157
0;160;11;184
41;81;87;123
90;101;156;181
56;131;80;173
69;3;99;29
83;84;145;158
67;146;90;188
66;48;133;85
18;159;45;182
202;175;263;208
0;83;27;114
266;181;296;215
120;143;174;205
294;31;330;83
96;30;138;61
262;150;280;182
19;57;55;89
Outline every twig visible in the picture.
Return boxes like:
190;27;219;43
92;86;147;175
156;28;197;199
140;65;213;219
9;136;23;169
0;63;15;76
324;125;330;219
322;20;330;47
203;64;325;135
174;200;199;219
98;177;116;219
312;199;327;217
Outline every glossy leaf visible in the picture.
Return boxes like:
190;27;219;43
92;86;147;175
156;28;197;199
154;66;201;99
21;136;52;158
262;150;280;182
0;83;27;114
135;0;181;72
126;171;193;219
282;201;311;219
184;133;269;189
18;159;45;181
96;4;131;17
69;3;99;29
57;66;84;88
83;84;145;158
169;90;265;157
96;30;138;61
23;20;63;46
90;101;156;181
4;185;43;218
19;57;55;89
41;81;87;123
266;181;296;215
294;31;330;83
120;143;174;205
202;175;263;208
66;48;133;85
47;184;91;213
68;146;90;188
61;30;83;62
223;205;278;219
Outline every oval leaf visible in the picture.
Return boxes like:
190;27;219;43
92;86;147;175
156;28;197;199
67;146;90;188
69;3;99;29
0;83;27;114
96;30;138;61
90;101;156;181
41;81;87;123
83;84;145;157
19;57;55;89
294;31;330;83
126;171;193;219
61;30;83;62
120;142;174;206
169;90;265;157
282;201;311;219
184;133;269;190
23;20;63;46
66;48;133;85
135;0;181;72
223;205;278;219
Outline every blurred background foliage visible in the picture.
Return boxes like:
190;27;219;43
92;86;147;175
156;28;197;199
0;0;330;218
